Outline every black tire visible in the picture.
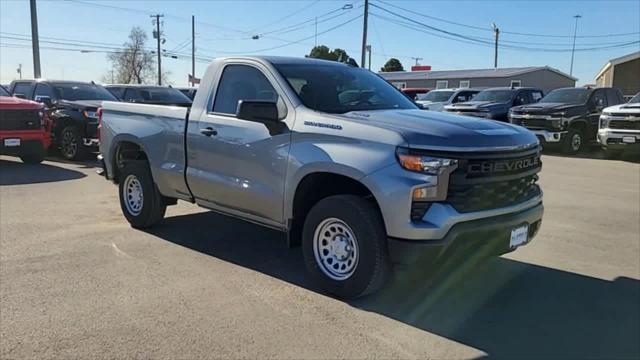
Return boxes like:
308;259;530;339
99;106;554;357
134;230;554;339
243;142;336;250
19;144;46;164
563;127;585;155
59;126;86;160
302;195;391;299
118;161;166;229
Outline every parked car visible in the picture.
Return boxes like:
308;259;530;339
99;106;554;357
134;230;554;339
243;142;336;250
0;84;51;163
105;85;192;107
416;88;480;111
509;87;625;154
401;87;430;101
597;92;640;157
445;87;544;121
176;87;198;100
99;56;543;299
8;80;118;160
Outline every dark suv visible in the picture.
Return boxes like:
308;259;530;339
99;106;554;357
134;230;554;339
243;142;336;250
9;80;118;160
444;87;544;121
509;87;625;154
105;85;192;107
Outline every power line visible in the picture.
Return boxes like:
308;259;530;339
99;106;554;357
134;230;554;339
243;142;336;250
248;0;321;34
372;0;640;39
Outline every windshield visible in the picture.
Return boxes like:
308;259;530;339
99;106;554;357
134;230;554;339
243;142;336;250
628;93;640;104
0;85;10;97
417;91;454;102
138;87;192;103
473;90;514;102
540;88;590;104
274;64;417;114
52;83;118;101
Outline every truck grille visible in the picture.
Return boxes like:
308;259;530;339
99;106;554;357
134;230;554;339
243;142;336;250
423;146;543;213
520;118;547;129
609;120;640;130
0;109;41;131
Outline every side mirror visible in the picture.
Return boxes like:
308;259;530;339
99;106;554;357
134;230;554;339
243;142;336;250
236;100;279;123
34;95;53;107
13;93;26;99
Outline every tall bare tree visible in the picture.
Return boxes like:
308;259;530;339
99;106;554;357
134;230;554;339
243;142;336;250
107;27;155;84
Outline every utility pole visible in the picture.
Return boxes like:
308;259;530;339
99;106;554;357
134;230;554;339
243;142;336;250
411;57;423;66
492;22;499;69
17;64;22;79
360;0;368;68
29;0;41;78
192;15;195;87
570;15;581;76
151;14;164;85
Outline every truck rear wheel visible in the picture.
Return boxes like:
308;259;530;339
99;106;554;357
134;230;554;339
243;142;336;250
302;195;391;299
118;161;166;228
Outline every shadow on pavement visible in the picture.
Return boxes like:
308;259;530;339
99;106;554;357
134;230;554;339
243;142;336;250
45;148;100;169
146;210;640;359
0;158;86;185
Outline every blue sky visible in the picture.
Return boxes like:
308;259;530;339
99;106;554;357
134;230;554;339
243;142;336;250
1;0;639;86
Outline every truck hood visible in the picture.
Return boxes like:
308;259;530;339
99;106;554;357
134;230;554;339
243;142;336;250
0;96;43;110
341;109;538;150
603;103;640;115
445;101;510;112
57;99;104;110
513;102;583;114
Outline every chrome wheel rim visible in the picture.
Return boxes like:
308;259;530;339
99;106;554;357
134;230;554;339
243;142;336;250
313;218;359;281
61;129;77;158
571;133;582;152
123;175;143;216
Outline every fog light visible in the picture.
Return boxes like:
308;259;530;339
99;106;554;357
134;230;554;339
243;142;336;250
412;186;437;201
554;133;560;140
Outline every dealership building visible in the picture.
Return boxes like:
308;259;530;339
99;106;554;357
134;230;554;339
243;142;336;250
595;51;640;99
379;66;577;94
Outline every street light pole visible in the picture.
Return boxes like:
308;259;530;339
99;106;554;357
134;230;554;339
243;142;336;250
570;14;582;76
360;0;368;68
492;23;499;69
29;0;41;78
151;14;164;85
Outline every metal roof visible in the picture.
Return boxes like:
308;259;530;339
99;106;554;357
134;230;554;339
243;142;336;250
379;66;577;82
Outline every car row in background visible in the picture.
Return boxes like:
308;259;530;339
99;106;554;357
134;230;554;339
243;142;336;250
597;92;639;157
0;84;52;163
445;87;544;121
509;87;626;154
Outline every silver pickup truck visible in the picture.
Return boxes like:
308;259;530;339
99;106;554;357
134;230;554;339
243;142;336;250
99;56;544;299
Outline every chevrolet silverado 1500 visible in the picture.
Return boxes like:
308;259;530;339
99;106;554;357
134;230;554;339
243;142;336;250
99;56;544;299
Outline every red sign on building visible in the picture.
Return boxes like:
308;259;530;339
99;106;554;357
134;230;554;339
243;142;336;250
411;65;432;71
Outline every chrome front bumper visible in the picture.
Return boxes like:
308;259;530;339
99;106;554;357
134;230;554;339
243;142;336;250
530;130;566;143
597;129;640;146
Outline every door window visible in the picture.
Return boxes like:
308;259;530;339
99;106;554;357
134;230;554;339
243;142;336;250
107;87;125;99
33;83;53;100
513;91;531;106
605;88;622;105
212;65;279;115
530;90;544;102
591;90;607;110
453;91;474;103
12;82;33;98
123;88;141;102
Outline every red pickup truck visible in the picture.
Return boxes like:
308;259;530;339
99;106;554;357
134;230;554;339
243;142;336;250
0;85;51;164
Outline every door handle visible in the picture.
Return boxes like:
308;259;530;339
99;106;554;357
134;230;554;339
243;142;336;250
200;127;218;137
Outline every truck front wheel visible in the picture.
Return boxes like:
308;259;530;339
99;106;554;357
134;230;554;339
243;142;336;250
302;195;391;299
118;161;166;228
563;128;584;154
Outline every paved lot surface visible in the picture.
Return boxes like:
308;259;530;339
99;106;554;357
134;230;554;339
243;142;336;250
1;153;639;359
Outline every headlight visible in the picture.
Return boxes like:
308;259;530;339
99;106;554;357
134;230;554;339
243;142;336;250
396;148;458;175
600;114;611;129
83;110;98;119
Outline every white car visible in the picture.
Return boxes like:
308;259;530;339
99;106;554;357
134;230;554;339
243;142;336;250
416;88;480;111
598;92;640;157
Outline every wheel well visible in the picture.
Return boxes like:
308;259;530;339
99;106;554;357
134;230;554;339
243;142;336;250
570;121;587;132
289;172;381;247
112;141;148;183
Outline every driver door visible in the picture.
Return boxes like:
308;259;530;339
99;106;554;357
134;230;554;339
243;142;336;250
186;62;293;228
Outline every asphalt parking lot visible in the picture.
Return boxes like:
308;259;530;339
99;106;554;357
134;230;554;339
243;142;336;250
1;152;638;359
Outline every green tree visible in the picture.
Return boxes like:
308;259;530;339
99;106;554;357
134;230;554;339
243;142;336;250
308;45;350;63
380;58;404;72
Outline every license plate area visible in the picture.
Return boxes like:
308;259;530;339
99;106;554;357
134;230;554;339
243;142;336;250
3;138;21;147
622;136;636;144
509;224;529;249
